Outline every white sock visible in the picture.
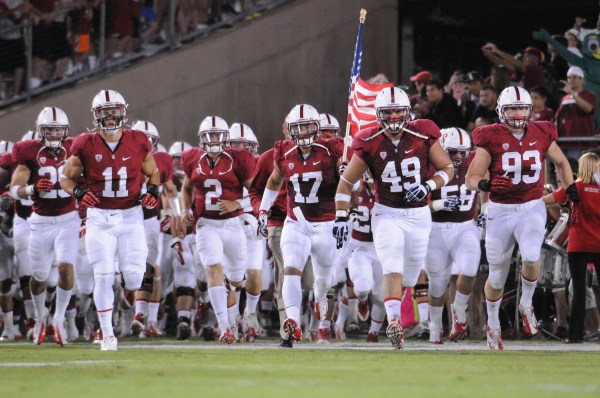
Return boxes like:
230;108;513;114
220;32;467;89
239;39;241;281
370;301;386;331
147;301;160;324
208;286;229;330
32;292;46;320
429;305;444;331
282;275;301;322
66;308;77;320
486;296;502;329
348;298;359;324
97;308;114;337
453;291;470;309
417;302;429;325
520;275;537;307
135;299;148;316
227;304;238;326
199;291;209;302
2;310;13;330
383;297;402;322
336;300;349;328
178;310;191;320
245;293;260;314
54;287;72;322
319;319;331;329
24;299;34;319
93;273;115;339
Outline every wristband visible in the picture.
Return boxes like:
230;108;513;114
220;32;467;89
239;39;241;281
236;196;251;209
11;185;22;200
334;193;351;203
72;185;89;200
431;199;444;212
425;180;437;192
480;202;489;214
25;185;35;196
336;209;348;219
434;170;450;186
168;197;182;217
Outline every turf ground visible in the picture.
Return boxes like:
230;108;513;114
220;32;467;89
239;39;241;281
2;339;600;398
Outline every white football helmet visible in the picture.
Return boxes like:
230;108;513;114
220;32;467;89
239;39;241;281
132;120;160;151
22;130;40;141
156;143;167;153
198;116;229;154
36;106;69;149
319;113;340;136
496;86;532;129
91;89;128;135
375;87;411;134
168;141;192;177
287;104;320;147
0;140;14;155
228;123;258;154
440;127;472;169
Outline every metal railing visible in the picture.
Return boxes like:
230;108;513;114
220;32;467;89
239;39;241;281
0;0;289;109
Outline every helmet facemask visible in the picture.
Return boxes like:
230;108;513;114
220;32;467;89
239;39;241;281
39;126;68;150
93;105;128;135
200;130;228;154
500;105;532;129
446;147;470;170
289;121;319;147
228;139;258;154
377;107;410;134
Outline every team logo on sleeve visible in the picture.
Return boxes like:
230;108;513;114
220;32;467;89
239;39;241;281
39;157;46;165
95;154;103;162
380;152;387;160
502;143;509;151
288;163;295;170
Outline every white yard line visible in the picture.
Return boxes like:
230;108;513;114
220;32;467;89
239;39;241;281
0;360;130;367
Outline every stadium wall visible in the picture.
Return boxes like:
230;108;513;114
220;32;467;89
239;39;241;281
0;0;398;148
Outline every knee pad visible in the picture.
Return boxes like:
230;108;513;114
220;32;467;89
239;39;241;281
428;275;449;299
33;269;50;284
122;272;144;291
488;264;509;290
353;276;374;299
176;286;195;297
314;276;333;295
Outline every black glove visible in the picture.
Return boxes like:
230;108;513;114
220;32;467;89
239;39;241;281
140;184;160;208
565;183;579;203
332;213;349;249
404;183;431;203
73;186;100;208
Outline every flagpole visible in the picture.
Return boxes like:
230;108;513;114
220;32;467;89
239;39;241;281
342;8;367;163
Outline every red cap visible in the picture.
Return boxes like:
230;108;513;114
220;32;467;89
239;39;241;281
410;70;433;83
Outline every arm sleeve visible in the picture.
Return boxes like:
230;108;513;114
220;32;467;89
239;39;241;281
235;150;256;183
161;153;174;183
552;186;567;204
249;151;271;215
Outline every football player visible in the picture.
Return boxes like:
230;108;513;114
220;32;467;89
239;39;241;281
466;86;576;350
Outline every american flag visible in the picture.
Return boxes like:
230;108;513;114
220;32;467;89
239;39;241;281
348;78;394;136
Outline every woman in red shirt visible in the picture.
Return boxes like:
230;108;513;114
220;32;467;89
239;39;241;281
543;152;600;343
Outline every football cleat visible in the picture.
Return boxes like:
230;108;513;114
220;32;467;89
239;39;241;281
429;328;443;345
25;318;36;341
194;301;210;334
145;321;165;337
358;299;370;321
282;318;303;342
131;312;145;337
219;328;235;344
386;318;405;349
416;323;430;340
316;327;331;344
334;324;346;340
35;308;49;345
346;322;360;335
93;329;103;344
279;337;293;348
519;304;538;337
449;305;468;342
53;318;68;347
314;298;327;321
176;318;192;341
100;335;118;351
367;331;379;343
243;312;261;343
486;326;503;350
0;324;15;341
202;326;216;341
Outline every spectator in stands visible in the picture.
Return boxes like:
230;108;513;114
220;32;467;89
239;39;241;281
106;0;138;59
482;42;545;91
0;0;27;97
543;151;600;343
69;0;99;73
409;69;432;107
565;28;583;59
467;83;499;132
555;66;597;161
530;86;555;122
425;79;464;128
465;70;482;107
547;35;569;86
447;71;476;124
490;65;511;92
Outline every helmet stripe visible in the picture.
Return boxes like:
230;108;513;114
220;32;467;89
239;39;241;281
212;117;216;127
391;88;396;103
240;124;245;137
144;121;148;131
456;128;463;145
52;107;57;122
300;105;304;118
105;90;110;102
514;86;520;101
326;114;332;124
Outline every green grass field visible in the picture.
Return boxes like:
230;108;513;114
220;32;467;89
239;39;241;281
1;339;600;398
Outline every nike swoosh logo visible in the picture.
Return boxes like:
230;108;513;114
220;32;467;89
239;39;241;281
122;156;131;161
405;149;413;154
219;171;228;175
313;161;321;165
529;142;537;146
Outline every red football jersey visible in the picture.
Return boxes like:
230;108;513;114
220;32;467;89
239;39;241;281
430;152;478;223
13;139;76;216
351;181;375;242
352;119;441;208
249;147;287;227
273;137;345;222
473;121;556;204
143;151;174;220
182;147;255;220
70;130;152;210
0;151;33;219
553;182;600;253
